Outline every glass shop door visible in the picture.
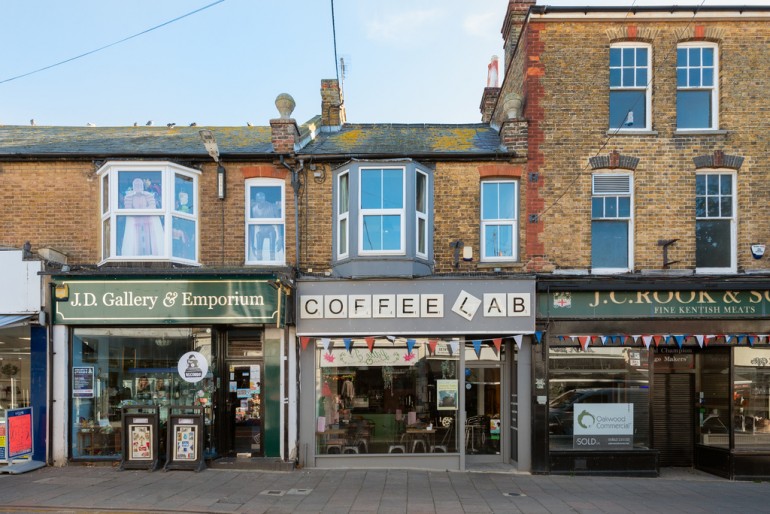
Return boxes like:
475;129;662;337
226;362;263;457
464;364;503;460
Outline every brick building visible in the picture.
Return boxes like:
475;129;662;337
493;1;770;479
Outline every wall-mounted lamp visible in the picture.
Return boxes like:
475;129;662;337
199;129;226;200
54;284;69;302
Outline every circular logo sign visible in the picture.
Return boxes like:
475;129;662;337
178;351;209;383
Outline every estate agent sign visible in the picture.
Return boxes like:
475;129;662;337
53;279;284;325
573;403;633;450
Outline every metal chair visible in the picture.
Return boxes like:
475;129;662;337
431;421;454;453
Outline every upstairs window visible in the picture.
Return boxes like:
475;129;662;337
696;172;735;273
99;162;199;264
677;43;718;130
246;178;285;265
360;167;405;254
481;180;518;262
333;161;433;277
609;44;651;130
591;174;633;272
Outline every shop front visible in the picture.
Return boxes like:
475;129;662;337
297;277;535;471
50;275;292;466
0;249;46;468
536;282;770;480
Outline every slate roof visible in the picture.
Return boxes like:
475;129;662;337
301;123;503;157
0;121;504;159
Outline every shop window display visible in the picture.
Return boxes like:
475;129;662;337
729;348;770;449
70;327;215;460
548;346;650;450
315;339;459;455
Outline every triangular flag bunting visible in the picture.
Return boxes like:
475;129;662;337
407;338;416;354
472;339;482;358
578;336;590;351
695;335;704;348
600;335;609;346
493;338;502;353
535;331;544;344
748;335;757;347
344;338;353;352
652;335;663;347
674;335;685;349
428;339;438;355
641;335;652;349
321;337;331;351
300;336;311;351
631;335;641;346
665;335;673;346
513;334;523;349
366;336;375;353
449;340;460;355
705;334;716;346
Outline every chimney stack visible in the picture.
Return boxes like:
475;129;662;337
321;79;346;129
270;93;299;154
480;56;501;123
502;1;535;70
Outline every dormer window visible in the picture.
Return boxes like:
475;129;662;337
333;161;433;277
98;161;200;264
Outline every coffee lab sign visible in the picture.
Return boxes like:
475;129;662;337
297;278;535;335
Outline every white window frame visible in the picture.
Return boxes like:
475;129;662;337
415;169;428;259
609;42;652;132
245;178;286;266
695;170;736;274
97;161;200;265
676;41;719;131
336;171;350;260
480;180;519;262
358;166;406;256
591;174;634;274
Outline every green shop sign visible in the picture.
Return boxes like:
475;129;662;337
538;290;770;319
53;278;286;325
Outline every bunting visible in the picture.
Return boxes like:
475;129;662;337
366;336;375;353
641;335;652;349
472;340;482;358
344;338;353;353
535;331;544;344
300;336;311;351
321;337;331;352
407;338;416;354
428;339;438;355
492;338;502;354
578;336;590;351
513;334;523;349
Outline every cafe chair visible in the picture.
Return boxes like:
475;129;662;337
326;438;345;454
388;433;408;453
431;420;454;453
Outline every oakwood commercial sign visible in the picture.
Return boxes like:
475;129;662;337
539;290;770;318
53;279;284;325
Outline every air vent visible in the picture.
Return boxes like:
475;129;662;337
228;336;263;358
593;174;632;195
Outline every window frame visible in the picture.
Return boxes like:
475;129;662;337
695;170;736;274
98;161;200;265
676;41;719;131
357;166;406;256
415;170;428;259
245;177;286;266
480;179;519;263
591;173;634;274
609;42;652;132
336;171;350;260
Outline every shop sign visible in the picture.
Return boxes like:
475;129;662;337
540;290;770;319
653;348;694;371
320;348;416;368
297;278;535;335
573;403;633;450
177;352;208;384
53;279;284;325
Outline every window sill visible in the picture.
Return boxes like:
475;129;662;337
674;129;727;136
476;262;524;270
606;129;658;136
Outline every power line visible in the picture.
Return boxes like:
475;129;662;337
331;0;340;83
0;0;226;85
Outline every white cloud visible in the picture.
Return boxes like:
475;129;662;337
365;9;442;44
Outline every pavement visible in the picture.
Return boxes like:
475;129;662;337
0;463;769;514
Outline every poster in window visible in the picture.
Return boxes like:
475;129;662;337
72;366;95;398
129;424;153;460
437;379;458;410
7;407;33;459
174;425;197;461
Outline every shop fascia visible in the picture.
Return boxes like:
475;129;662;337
53;277;286;325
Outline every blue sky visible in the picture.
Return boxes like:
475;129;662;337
0;0;509;127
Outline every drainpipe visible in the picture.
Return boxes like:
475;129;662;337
279;155;304;269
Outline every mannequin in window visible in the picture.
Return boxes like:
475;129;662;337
121;178;165;256
251;192;278;260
